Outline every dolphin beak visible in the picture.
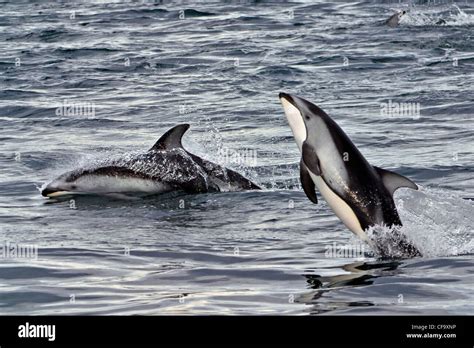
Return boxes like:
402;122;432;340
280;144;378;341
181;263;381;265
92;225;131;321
278;92;307;151
279;92;296;106
41;187;71;198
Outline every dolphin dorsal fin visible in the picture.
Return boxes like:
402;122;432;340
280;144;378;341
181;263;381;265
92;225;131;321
374;166;418;196
149;124;190;151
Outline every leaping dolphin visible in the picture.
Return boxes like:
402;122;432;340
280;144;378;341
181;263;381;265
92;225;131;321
279;93;421;258
41;124;260;198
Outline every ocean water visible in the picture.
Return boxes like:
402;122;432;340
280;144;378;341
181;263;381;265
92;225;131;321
0;1;473;315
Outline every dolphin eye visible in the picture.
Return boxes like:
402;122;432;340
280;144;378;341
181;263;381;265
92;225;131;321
71;185;77;190
305;115;310;120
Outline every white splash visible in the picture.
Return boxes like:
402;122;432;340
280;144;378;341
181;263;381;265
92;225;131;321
392;186;474;257
400;4;474;27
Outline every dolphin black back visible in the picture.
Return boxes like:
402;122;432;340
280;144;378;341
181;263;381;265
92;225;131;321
188;153;260;191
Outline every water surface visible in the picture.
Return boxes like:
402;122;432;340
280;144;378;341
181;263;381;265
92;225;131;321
0;1;473;315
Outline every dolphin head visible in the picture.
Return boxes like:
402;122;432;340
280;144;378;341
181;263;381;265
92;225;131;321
279;92;330;151
396;10;407;22
41;170;88;197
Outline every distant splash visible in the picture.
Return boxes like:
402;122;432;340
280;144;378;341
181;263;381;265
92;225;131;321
387;186;474;257
399;4;474;26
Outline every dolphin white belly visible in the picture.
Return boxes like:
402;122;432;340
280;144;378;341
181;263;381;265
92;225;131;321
44;176;173;197
74;175;172;194
310;172;369;242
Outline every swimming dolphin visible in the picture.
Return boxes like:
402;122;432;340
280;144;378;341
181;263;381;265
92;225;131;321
386;10;407;27
279;93;421;258
41;124;260;198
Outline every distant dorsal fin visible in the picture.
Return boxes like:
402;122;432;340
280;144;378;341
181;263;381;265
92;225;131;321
149;124;190;151
374;166;418;196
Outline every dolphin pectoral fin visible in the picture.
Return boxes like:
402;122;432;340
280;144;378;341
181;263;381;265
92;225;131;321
149;124;190;151
302;141;321;176
300;160;318;204
374;166;418;196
